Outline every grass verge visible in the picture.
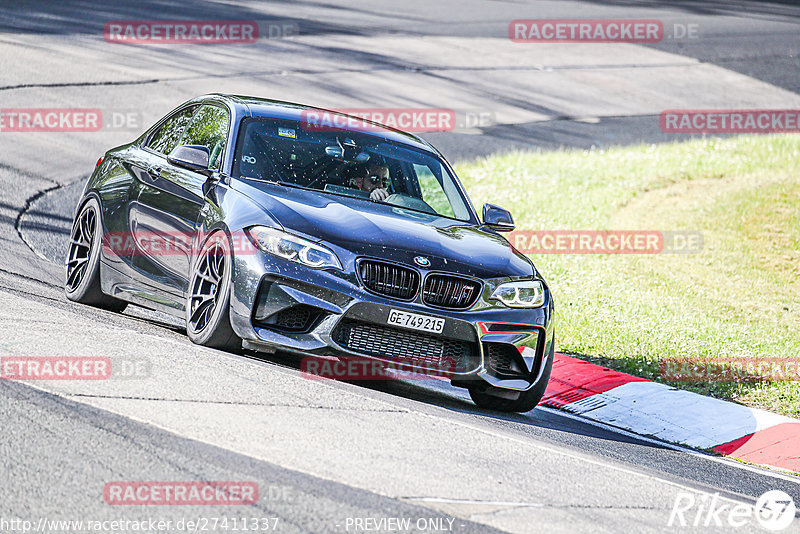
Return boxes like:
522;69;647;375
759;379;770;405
455;134;800;417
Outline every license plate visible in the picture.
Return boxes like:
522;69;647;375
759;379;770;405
387;309;445;334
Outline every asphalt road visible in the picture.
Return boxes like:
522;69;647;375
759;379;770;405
2;1;800;533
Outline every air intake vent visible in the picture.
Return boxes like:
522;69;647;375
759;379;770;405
485;343;523;375
423;274;481;309
259;305;322;333
358;260;419;300
332;319;479;374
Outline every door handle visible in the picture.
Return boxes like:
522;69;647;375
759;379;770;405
147;166;162;179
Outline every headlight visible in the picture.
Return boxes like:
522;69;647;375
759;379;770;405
245;226;342;270
490;280;545;308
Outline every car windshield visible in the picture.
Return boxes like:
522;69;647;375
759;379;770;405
232;116;473;221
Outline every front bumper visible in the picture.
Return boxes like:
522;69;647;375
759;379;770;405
229;250;555;392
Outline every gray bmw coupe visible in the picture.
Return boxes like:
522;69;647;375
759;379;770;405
65;94;554;412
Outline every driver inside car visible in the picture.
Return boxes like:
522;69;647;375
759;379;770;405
355;163;390;201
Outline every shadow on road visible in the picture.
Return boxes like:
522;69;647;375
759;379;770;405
245;347;678;451
0;1;365;36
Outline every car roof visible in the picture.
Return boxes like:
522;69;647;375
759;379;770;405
193;93;438;154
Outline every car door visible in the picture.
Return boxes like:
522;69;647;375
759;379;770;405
132;104;230;299
125;105;197;297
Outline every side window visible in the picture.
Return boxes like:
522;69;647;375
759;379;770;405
414;164;455;218
179;105;230;170
145;106;197;155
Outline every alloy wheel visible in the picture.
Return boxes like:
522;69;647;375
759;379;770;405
66;205;96;291
188;240;226;333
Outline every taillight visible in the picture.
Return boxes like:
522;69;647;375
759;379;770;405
96;157;104;167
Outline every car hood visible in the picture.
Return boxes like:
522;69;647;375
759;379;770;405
233;180;533;279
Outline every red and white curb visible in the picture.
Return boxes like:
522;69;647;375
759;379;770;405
543;354;800;474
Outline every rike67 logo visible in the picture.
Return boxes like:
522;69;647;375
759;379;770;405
669;490;796;531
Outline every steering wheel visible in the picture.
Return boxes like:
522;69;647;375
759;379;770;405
383;193;436;215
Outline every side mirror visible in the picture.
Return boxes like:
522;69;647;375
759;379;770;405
168;145;211;175
325;145;370;163
482;203;515;232
325;145;344;159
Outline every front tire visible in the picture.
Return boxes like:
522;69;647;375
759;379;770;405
64;197;127;312
469;341;554;413
186;231;240;351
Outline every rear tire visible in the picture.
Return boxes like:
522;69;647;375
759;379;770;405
185;231;240;351
64;198;127;313
469;341;554;413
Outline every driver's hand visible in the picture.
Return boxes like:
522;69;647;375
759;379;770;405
370;188;389;201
